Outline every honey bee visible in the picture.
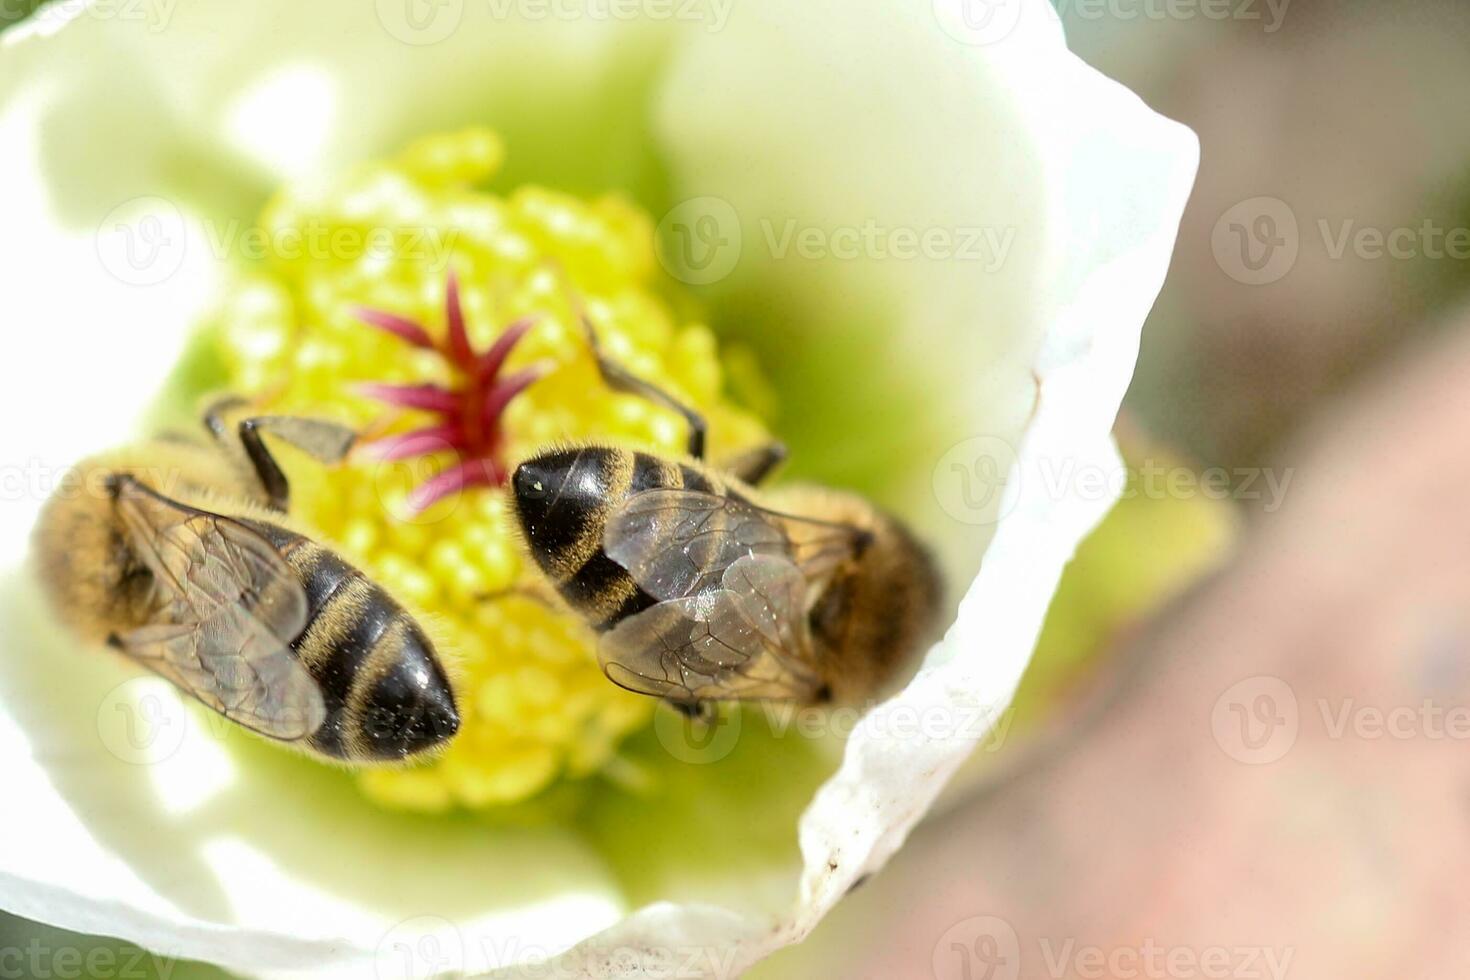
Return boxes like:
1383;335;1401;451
509;318;945;713
32;398;460;764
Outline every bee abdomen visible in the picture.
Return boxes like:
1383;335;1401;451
511;446;698;629
241;521;459;762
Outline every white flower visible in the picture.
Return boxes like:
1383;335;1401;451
0;0;1195;976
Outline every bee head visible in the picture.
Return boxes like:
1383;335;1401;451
804;501;946;705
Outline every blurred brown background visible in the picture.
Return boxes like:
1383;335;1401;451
760;0;1470;976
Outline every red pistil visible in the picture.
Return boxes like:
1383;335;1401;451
355;423;468;462
444;269;475;368
355;308;436;350
354;271;545;511
354;383;460;414
407;457;504;513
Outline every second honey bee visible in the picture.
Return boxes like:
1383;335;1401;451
510;319;944;713
32;399;460;764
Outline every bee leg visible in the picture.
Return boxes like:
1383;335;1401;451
720;441;788;486
478;577;562;609
236;416;358;512
580;314;707;460
669;698;715;724
202;396;251;443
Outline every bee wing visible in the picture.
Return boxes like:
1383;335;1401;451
112;478;325;740
604;488;814;602
598;554;824;703
779;512;872;589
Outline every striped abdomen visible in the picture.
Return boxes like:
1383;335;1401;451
241;520;459;763
510;446;735;631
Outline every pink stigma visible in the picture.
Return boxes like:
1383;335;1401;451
353;270;546;511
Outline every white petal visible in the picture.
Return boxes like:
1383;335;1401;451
0;0;1196;976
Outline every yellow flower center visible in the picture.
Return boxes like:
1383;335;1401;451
212;128;771;811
